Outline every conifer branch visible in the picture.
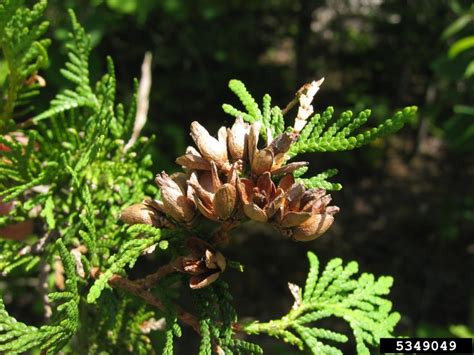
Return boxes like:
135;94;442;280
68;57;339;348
134;261;178;289
86;225;163;303
33;10;97;123
222;79;417;190
0;0;50;130
106;273;201;334
90;263;201;334
242;252;400;354
0;239;79;354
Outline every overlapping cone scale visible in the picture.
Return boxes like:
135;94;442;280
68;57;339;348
227;117;250;161
236;172;338;241
154;172;196;223
120;203;160;226
175;237;226;289
123;115;339;242
274;178;340;241
176;118;307;177
187;161;238;222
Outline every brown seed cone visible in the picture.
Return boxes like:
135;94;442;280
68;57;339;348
236;170;339;241
237;172;289;223
190;121;229;170
155;172;196;223
273;179;339;241
291;213;335;241
251;148;274;176
214;183;237;220
246;121;306;176
188;163;238;222
175;237;226;289
120;203;156;225
120;202;175;229
175;153;211;171
227;117;250;161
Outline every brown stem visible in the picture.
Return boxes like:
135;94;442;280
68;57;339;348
91;263;201;334
134;262;178;289
91;261;244;340
281;82;309;115
108;273;201;334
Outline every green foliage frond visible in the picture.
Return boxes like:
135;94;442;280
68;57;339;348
243;252;400;354
0;131;39;186
0;298;42;353
0;0;50;129
42;239;80;353
1;6;155;278
223;79;271;139
33;10;97;122
121;306;156;354
289;106;418;156
0;2;412;352
198;318;212;355
193;282;263;355
226;79;263;123
162;316;181;355
1;9;159;352
222;80;416;190
78;292;157;354
297;168;342;191
0;160;58;202
87;225;163;303
271;105;285;135
0;239;37;274
0;239;79;354
223;81;417;155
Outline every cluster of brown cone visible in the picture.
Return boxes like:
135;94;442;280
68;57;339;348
121;116;339;288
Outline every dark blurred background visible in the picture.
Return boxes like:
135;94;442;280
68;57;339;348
37;0;474;352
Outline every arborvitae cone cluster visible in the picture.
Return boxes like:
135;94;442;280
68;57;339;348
121;80;339;288
167;116;339;240
123;117;339;238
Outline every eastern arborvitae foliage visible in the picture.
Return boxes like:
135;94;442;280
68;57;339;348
0;1;417;354
243;252;399;355
223;79;416;190
0;0;50;130
0;240;78;354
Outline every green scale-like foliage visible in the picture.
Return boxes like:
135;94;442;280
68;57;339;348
290;106;417;155
0;240;79;354
87;224;165;303
79;292;159;354
244;252;400;354
223;79;417;190
33;10;97;122
0;7;156;275
0;0;50;130
1;3;158;353
194;281;263;355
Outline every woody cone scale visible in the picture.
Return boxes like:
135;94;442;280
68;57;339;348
120;79;338;288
